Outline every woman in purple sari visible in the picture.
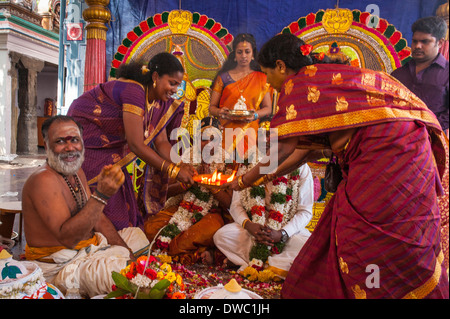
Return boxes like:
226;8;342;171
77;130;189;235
68;52;195;231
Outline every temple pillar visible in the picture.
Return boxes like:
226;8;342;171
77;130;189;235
82;0;111;92
9;53;20;155
13;54;45;155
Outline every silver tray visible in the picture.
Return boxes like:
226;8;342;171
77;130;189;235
226;109;255;120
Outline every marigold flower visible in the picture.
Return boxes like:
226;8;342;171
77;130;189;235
120;264;131;277
176;274;183;286
157;254;172;264
137;256;147;264
165;272;177;282
172;292;186;299
258;269;275;283
241;266;259;281
160;263;172;273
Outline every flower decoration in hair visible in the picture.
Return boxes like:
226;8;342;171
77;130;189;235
141;65;150;75
300;44;313;56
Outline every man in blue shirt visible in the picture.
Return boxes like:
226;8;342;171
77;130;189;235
392;16;449;136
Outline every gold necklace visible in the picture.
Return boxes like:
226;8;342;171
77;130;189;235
144;87;158;138
235;71;252;94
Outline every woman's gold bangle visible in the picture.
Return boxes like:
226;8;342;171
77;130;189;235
238;175;246;189
166;163;175;177
169;165;181;180
160;160;166;172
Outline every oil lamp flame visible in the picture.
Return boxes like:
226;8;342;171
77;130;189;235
193;169;237;186
227;170;236;182
211;170;218;183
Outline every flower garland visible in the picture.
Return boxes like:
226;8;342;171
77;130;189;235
238;164;302;278
153;148;235;254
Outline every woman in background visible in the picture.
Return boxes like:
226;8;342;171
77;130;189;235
209;33;273;160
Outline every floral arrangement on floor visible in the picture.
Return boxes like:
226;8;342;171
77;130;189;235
237;162;303;281
106;255;185;299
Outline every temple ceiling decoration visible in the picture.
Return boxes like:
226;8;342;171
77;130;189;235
109;10;234;132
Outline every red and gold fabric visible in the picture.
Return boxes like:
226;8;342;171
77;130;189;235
274;64;449;299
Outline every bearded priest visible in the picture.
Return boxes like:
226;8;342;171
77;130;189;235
22;115;150;298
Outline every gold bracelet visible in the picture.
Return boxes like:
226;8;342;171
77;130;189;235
160;160;166;172
169;165;181;180
242;219;250;229
166;163;175;175
91;194;107;205
180;182;189;190
238;175;246;189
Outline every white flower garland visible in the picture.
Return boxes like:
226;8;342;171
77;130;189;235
240;165;301;230
238;163;302;265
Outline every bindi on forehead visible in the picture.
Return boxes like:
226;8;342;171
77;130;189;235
236;41;251;50
49;122;81;139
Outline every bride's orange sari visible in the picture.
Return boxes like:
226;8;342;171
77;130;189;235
212;71;269;158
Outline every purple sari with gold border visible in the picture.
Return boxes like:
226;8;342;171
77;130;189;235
67;79;184;230
271;64;449;299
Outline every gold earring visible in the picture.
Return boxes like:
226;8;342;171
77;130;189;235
153;81;156;88
280;69;285;74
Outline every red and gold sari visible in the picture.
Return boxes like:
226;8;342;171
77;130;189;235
272;64;449;299
212;71;269;158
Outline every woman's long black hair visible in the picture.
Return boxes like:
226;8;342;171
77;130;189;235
115;52;184;87
213;33;261;83
257;33;337;72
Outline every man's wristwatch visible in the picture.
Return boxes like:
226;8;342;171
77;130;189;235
280;229;289;243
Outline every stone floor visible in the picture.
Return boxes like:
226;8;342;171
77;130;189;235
0;148;46;259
